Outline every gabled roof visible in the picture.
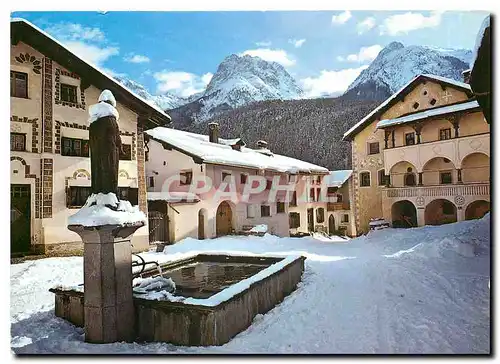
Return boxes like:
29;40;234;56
11;18;171;127
342;74;473;141
376;100;480;129
324;170;353;188
145;127;329;174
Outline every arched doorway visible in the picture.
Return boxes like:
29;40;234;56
198;209;207;239
391;200;417;228
465;200;490;220
425;199;457;225
328;215;335;235
216;201;233;236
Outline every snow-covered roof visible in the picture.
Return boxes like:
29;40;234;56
376;100;480;129
324;170;353;188
145;127;329;174
471;15;491;70
11;18;171;124
147;192;201;203
343;74;473;141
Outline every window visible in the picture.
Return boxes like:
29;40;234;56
61;137;89;157
336;194;343;202
439;128;451;140
327;187;337;195
440;171;453;185
148;176;155;188
309;188;315;202
290;191;297;206
378;169;386;186
423;90;428;95
316;188;321;201
413;102;419;109
10;133;26;151
10;71;28;98
316;208;325;223
260;205;271;217
360;172;370;187
342;214;349;223
430;98;437;106
118;187;138;205
289;174;297;183
222;172;231;182
240;173;247;184
405;132;415;146
247;204;255;218
67;186;91;208
277;201;285;214
119;144;132;160
60;83;78;103
368;142;380;155
404;173;416;186
266;179;272;190
289;212;300;229
180;170;193;185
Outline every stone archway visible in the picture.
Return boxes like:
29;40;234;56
391;200;417;228
461;152;490;183
465;200;490;220
216;201;233;236
425;199;457;225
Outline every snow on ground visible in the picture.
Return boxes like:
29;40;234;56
11;215;490;354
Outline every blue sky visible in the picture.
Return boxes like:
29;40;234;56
12;10;489;98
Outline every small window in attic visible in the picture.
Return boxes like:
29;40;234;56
423;90;428;95
430;98;437;106
412;102;419;109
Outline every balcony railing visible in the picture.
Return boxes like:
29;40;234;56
384;183;490;198
327;202;350;211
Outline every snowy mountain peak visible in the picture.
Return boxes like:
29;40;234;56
344;42;471;100
113;76;188;111
172;53;304;123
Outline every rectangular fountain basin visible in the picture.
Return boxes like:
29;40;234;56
50;253;305;346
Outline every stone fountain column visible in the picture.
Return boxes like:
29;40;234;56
68;90;145;343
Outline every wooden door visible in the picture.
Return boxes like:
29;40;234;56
11;184;31;253
328;214;335;235
307;208;314;232
216;201;233;236
198;210;205;239
148;210;168;243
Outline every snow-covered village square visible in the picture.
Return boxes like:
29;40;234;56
10;9;491;355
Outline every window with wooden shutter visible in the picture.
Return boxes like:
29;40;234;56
60;83;78;103
10;133;26;151
10;71;28;98
260;205;271;217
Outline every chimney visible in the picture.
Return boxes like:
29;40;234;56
257;140;268;149
462;69;471;84
208;122;219;144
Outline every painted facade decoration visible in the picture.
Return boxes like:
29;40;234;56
10;19;170;254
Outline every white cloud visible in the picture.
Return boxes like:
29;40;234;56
342;44;383;63
63;41;119;66
331;11;352;25
201;72;214;85
289;38;306;48
255;41;272;47
240;48;296;67
300;65;368;98
379;11;443;36
154;71;212;97
336;56;345;62
44;22;119;67
124;54;150;63
357;17;376;34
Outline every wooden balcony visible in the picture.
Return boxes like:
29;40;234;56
327;202;350;211
383;183;490;199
